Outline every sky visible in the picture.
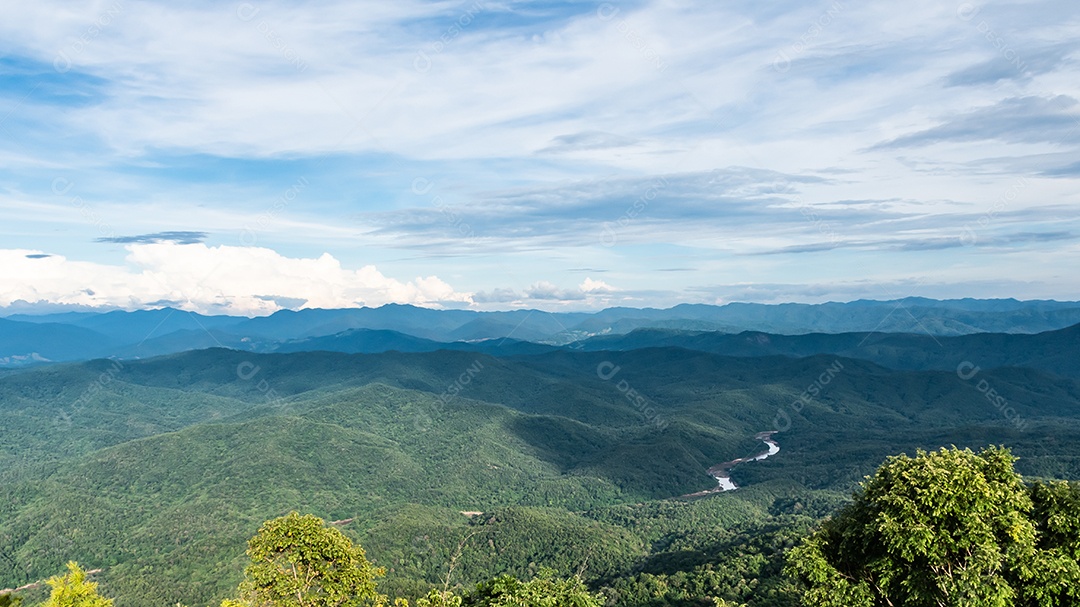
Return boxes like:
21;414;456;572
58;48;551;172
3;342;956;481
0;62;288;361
0;0;1078;315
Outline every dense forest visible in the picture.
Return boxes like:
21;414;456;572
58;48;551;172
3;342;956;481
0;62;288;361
8;448;1079;606
3;319;1080;606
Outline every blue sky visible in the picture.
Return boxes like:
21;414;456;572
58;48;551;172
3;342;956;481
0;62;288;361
1;0;1078;314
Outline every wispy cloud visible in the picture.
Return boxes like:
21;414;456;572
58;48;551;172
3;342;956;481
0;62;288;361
872;96;1080;149
358;167;835;251
945;44;1074;87
0;0;1078;310
96;231;209;245
538;131;638;154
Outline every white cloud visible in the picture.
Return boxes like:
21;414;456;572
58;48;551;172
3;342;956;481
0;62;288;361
580;277;614;293
472;277;620;308
0;244;473;315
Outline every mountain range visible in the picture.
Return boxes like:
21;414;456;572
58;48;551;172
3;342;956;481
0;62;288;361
2;299;1080;606
3;298;1080;367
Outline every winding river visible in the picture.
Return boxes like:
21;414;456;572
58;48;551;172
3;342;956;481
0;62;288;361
680;431;780;498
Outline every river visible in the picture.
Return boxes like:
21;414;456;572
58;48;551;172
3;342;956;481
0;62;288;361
679;431;780;498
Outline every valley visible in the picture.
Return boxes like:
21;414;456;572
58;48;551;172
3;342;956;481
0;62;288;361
1;302;1079;606
686;431;781;496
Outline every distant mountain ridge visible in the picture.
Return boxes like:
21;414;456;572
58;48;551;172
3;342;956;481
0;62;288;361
273;328;559;356
2;298;1079;367
574;323;1080;380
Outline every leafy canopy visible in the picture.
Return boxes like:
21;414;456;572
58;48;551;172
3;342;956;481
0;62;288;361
461;569;602;607
224;512;386;607
41;562;112;607
785;446;1080;607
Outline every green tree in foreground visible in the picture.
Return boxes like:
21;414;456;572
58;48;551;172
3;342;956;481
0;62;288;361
41;562;112;607
223;512;387;607
462;569;602;607
785;446;1080;607
0;593;23;607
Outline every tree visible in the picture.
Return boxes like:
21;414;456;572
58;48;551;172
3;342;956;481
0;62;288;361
414;589;463;607
462;569;602;607
225;512;386;607
1024;480;1080;605
41;562;112;607
785;446;1080;606
0;593;22;607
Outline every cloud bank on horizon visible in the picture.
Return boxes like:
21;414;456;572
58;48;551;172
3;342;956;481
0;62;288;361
0;0;1078;313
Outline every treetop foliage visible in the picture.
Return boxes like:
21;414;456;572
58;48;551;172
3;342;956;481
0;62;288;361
225;512;385;607
785;446;1080;607
41;562;112;607
461;569;601;607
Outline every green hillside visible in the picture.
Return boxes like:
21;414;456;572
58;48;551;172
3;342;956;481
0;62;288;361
2;346;1079;606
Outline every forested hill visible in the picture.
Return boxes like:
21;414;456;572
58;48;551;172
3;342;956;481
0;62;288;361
573;322;1080;379
2;343;1080;605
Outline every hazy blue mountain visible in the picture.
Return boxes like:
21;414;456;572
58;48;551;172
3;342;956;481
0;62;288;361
4;310;103;324
0;318;118;364
229;306;591;343
102;328;268;359
565;316;745;337
574;323;1080;379
611;299;1080;335
274;328;559;356
445;312;591;342
274;328;447;353
8;307;244;344
229;305;478;341
5;299;1080;367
